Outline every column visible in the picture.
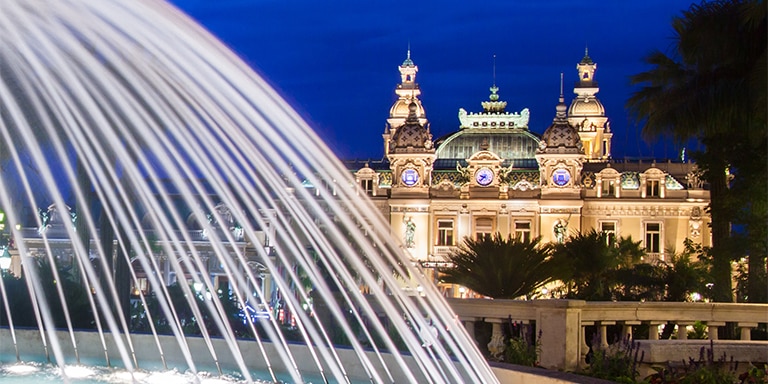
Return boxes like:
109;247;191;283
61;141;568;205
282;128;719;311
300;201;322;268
487;320;506;358
536;300;586;371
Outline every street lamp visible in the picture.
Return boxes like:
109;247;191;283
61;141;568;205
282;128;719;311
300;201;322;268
0;246;10;270
0;209;9;270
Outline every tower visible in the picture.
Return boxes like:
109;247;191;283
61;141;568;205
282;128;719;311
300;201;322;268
387;102;435;198
567;48;612;161
383;48;428;154
536;75;585;198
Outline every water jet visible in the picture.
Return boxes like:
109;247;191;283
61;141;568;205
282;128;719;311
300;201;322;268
0;1;497;383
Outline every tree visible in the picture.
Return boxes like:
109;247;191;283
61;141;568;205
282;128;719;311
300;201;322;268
551;230;644;301
439;233;556;299
626;0;766;303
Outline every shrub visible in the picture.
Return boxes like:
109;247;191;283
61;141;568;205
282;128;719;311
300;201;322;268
739;364;768;384
504;330;541;367
585;336;643;383
687;321;708;340
645;341;739;384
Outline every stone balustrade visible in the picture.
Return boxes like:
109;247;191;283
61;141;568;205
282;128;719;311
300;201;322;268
448;299;768;371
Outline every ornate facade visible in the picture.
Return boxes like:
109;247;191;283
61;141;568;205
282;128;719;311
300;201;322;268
347;51;711;296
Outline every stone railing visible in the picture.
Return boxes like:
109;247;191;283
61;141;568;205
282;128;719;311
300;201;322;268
448;299;768;371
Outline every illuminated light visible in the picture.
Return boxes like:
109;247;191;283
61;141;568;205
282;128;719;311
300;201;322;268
541;287;549;295
0;249;11;270
691;292;702;302
193;282;204;292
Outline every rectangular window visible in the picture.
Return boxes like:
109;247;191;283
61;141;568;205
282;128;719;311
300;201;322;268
475;217;493;240
514;221;531;242
645;223;661;253
361;179;373;195
601;221;616;245
436;220;454;246
132;277;148;296
646;180;660;197
601;180;615;197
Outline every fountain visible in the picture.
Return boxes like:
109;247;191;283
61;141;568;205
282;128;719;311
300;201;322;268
0;0;498;383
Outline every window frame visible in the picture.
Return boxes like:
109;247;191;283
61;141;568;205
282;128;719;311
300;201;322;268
514;221;532;242
599;220;618;246
436;219;455;246
474;217;494;240
644;221;662;254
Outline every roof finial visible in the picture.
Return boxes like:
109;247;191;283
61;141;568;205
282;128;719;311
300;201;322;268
580;46;593;64
407;40;411;60
493;54;497;87
555;72;567;118
402;41;414;66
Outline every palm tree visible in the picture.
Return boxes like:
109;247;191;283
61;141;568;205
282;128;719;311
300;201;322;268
439;233;555;299
551;230;644;301
626;0;766;303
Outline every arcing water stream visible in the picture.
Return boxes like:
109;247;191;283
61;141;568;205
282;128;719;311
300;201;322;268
0;1;497;383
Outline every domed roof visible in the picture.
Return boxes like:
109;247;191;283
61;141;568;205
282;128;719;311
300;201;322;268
389;98;425;120
389;103;433;153
541;121;580;150
436;83;539;161
435;129;540;161
539;96;583;154
568;97;605;116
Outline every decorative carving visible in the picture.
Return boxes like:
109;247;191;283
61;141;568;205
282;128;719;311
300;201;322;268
37;204;76;234
458;107;530;129
432;179;456;193
404;217;416;248
689;220;702;238
513;180;534;191
540;207;580;214
455;162;470;184
553;215;571;243
685;166;704;189
620;172;640;190
665;175;684;190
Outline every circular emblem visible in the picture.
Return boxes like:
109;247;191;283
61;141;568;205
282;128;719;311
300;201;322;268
552;168;571;187
475;167;494;186
401;169;419;186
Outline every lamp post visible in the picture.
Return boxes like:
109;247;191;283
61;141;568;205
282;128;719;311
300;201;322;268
0;208;18;274
0;209;9;271
0;246;10;271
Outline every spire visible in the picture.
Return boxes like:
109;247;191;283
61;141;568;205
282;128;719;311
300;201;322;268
492;54;497;88
580;46;593;65
489;54;500;102
555;73;567;119
402;42;414;66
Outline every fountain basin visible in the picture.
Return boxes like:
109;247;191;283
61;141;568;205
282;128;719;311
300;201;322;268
0;328;473;383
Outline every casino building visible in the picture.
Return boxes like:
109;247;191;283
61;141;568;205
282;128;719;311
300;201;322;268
346;50;711;296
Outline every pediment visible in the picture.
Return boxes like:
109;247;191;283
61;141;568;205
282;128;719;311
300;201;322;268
467;150;502;163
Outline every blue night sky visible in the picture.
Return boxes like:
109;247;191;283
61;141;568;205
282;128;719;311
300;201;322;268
169;0;696;161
